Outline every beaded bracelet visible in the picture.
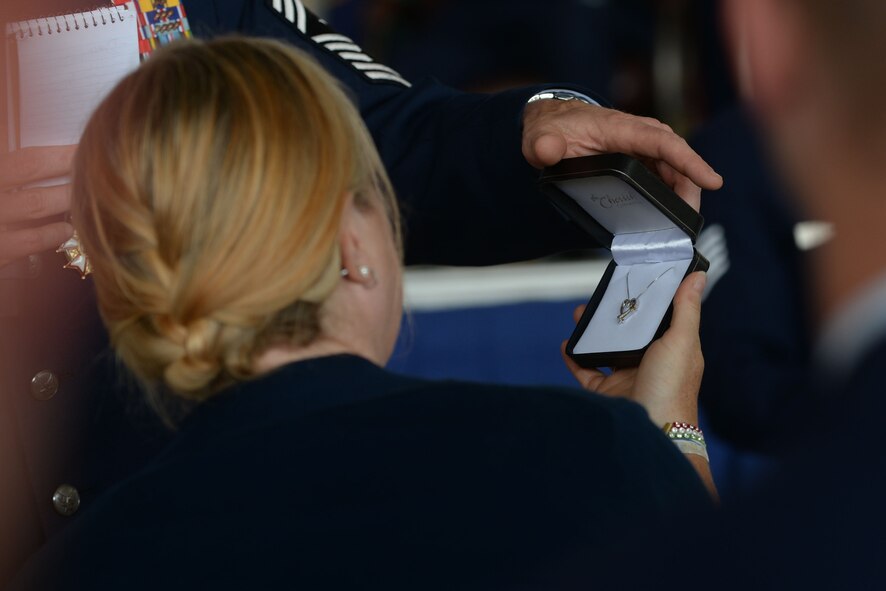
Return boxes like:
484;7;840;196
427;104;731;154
663;422;709;461
663;421;705;443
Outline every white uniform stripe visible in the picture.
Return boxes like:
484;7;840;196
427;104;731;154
699;234;726;254
697;226;729;260
706;255;728;273
294;0;306;33
701;261;729;302
705;245;727;262
272;0;283;13
339;51;373;62
708;260;729;279
352;62;402;76
365;71;412;87
701;242;727;263
324;42;362;52
282;0;295;23
312;33;353;44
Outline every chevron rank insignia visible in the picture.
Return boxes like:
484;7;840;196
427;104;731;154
266;0;411;88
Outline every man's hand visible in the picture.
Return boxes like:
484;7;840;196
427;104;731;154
522;100;723;211
0;146;76;269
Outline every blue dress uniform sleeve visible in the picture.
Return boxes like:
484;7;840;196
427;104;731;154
187;0;596;264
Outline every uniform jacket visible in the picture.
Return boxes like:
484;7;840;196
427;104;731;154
11;354;711;590
678;337;886;590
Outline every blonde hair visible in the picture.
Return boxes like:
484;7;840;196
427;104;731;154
72;37;399;419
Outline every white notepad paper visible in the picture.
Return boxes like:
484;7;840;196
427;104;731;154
6;3;139;149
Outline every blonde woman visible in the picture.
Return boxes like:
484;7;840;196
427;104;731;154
14;38;713;589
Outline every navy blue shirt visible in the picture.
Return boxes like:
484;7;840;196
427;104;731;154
12;355;711;590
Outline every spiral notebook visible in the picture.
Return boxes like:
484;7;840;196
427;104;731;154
5;2;139;151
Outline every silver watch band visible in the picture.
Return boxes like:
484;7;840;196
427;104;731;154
527;89;598;107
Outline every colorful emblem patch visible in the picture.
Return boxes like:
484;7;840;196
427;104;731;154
112;0;192;59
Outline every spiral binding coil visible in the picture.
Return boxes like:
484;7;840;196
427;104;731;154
6;4;130;40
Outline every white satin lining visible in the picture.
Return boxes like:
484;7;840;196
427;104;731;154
573;257;693;355
611;228;694;265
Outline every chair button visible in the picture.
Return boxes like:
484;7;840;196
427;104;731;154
30;370;59;400
52;484;81;517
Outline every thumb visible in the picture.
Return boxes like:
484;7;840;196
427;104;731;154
525;132;568;169
669;271;706;336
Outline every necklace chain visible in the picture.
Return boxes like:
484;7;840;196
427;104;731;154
626;266;675;301
618;266;675;324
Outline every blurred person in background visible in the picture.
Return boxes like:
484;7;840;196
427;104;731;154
585;1;886;587
0;0;722;582
13;37;714;589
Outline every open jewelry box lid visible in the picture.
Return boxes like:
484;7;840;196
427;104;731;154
537;153;703;249
538;154;708;368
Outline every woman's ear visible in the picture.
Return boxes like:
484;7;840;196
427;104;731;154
338;193;378;289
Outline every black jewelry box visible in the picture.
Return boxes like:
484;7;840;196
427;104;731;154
539;154;709;368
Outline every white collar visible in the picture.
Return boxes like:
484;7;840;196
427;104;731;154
815;271;886;379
